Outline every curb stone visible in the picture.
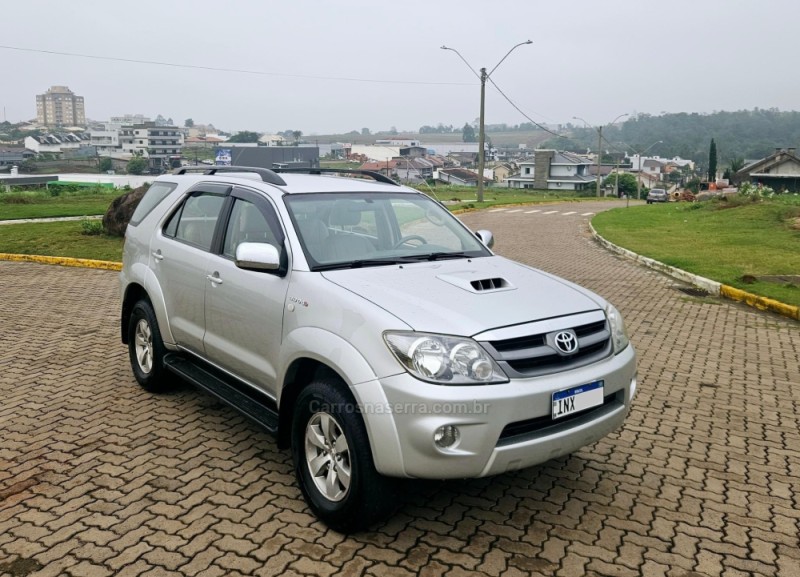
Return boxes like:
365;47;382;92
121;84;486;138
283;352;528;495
589;222;800;322
0;253;122;271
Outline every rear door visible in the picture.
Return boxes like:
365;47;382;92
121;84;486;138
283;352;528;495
149;184;229;354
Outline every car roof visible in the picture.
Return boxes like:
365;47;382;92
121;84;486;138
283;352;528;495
157;170;418;196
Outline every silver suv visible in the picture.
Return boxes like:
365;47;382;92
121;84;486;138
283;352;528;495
120;166;637;531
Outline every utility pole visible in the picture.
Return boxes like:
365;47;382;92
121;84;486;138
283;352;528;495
441;40;532;203
477;67;487;202
595;126;603;197
574;113;628;198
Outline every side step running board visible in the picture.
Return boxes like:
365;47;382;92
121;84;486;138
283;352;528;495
164;354;279;434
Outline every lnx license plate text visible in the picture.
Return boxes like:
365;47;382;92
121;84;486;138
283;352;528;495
552;380;604;419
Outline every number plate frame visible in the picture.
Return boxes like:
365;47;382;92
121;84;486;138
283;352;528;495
552;380;604;420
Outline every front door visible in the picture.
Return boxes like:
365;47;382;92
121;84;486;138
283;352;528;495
203;188;289;396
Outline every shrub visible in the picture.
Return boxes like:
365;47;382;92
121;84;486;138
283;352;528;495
80;217;104;236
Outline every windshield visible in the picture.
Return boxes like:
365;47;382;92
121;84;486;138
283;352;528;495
284;191;491;270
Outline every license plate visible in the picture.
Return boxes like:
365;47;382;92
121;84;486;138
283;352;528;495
552;380;604;419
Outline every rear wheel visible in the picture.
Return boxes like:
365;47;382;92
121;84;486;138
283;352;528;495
128;300;171;392
291;380;396;532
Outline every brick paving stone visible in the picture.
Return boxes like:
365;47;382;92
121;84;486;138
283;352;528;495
1;201;799;576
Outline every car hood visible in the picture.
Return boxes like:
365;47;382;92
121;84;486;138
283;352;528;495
321;256;603;336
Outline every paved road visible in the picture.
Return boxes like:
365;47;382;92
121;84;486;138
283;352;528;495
1;200;798;577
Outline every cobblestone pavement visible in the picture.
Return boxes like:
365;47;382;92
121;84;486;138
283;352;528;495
1;200;798;577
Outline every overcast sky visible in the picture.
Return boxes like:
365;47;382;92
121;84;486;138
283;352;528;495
1;0;796;134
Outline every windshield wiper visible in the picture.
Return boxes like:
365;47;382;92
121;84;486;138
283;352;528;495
402;251;471;262
314;258;417;271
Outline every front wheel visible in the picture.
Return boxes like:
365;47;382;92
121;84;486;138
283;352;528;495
291;381;396;532
128;300;171;392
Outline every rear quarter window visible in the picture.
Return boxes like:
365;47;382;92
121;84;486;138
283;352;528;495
129;182;178;226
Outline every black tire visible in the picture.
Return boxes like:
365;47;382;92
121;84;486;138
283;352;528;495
291;380;397;532
128;299;171;392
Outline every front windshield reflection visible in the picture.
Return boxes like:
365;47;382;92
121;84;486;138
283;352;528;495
285;192;490;270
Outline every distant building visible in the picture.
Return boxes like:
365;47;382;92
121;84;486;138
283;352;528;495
89;126;121;156
506;150;595;190
119;123;184;172
436;168;491;187
221;145;319;170
35;86;86;127
110;114;151;126
24;132;91;155
735;147;800;191
0;148;34;168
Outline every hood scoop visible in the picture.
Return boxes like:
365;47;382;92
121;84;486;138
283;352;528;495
437;272;516;294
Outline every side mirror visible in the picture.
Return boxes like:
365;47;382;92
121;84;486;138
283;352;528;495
475;229;494;249
235;242;280;271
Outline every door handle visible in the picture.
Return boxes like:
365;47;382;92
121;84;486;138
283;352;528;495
207;273;223;285
152;250;164;261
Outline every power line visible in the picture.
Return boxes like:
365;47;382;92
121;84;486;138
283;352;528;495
0;44;474;87
486;78;566;139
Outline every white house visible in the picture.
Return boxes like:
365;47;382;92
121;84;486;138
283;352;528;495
89;128;120;156
24;133;89;155
506;150;596;190
119;122;184;171
258;134;286;146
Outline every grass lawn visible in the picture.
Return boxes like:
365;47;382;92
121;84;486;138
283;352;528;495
414;185;613;210
0;221;124;262
0;189;123;220
592;197;800;307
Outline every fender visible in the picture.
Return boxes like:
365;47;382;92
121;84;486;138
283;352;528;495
279;326;406;476
134;262;177;346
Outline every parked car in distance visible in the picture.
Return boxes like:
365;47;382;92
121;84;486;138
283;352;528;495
119;166;638;532
647;188;669;204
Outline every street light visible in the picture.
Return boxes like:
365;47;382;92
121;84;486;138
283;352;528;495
573;114;628;197
634;140;663;204
441;40;532;203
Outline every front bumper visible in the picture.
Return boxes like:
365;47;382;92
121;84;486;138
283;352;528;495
354;344;637;479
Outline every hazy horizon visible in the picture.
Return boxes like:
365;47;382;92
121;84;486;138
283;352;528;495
3;0;797;134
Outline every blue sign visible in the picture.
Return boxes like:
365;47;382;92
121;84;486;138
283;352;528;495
215;149;232;166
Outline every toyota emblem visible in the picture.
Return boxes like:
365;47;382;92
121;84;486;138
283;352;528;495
554;331;578;354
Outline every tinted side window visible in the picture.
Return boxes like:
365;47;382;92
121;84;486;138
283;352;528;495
129;182;177;226
222;199;279;258
172;193;226;251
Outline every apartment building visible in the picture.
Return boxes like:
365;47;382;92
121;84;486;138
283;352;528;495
35;86;86;127
119;122;184;172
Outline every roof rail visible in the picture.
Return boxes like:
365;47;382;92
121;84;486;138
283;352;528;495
273;167;399;186
172;165;287;186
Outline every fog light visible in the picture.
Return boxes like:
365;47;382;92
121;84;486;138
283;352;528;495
434;425;460;449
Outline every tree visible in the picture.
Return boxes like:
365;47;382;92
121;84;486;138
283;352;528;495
98;157;113;173
361;127;371;136
292;130;302;144
126;156;147;175
227;131;260;143
185;118;194;128
462;123;476;143
602;172;638;196
708;138;717;182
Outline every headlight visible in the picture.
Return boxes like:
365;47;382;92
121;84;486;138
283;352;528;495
606;304;630;354
383;332;508;385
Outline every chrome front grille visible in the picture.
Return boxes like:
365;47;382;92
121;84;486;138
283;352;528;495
480;314;612;378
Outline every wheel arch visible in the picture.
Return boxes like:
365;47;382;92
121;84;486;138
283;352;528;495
276;328;404;476
121;282;148;344
277;357;344;449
